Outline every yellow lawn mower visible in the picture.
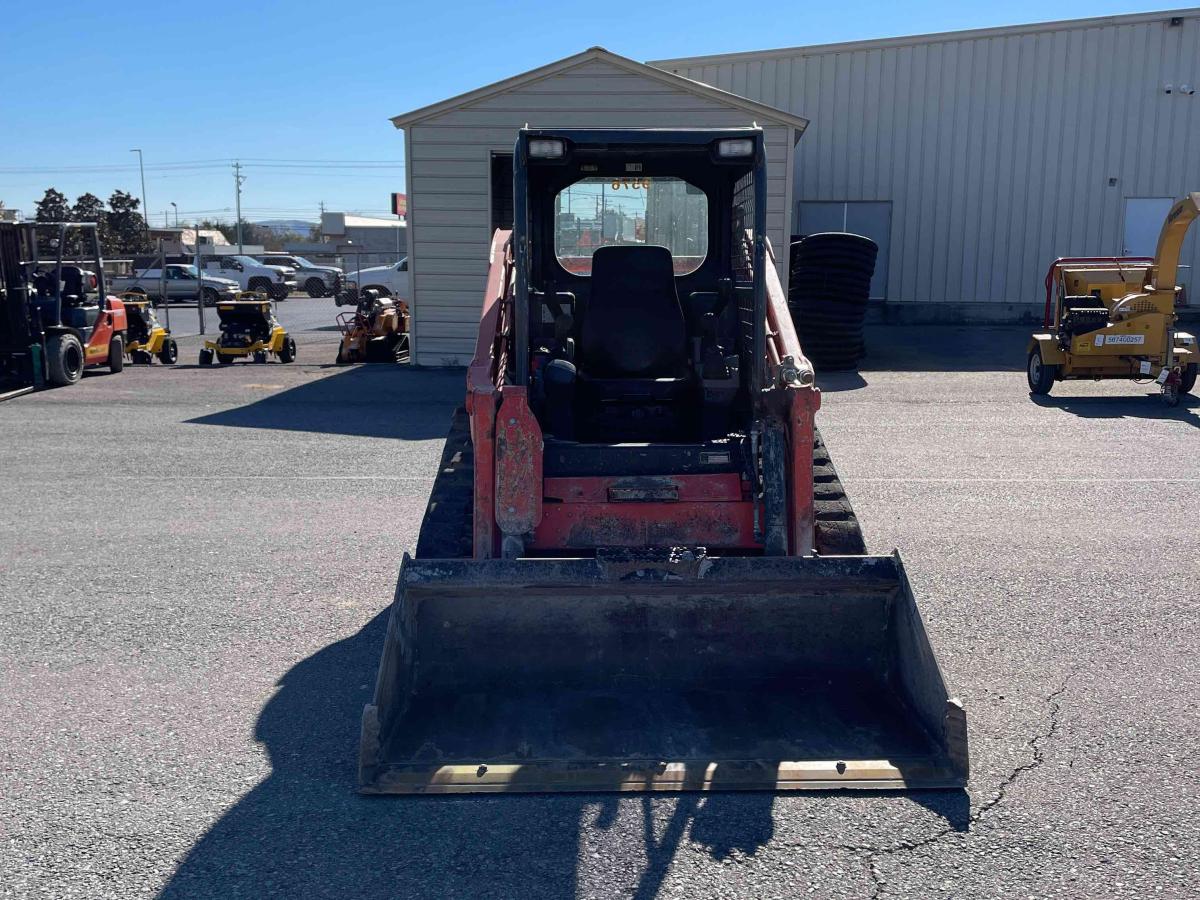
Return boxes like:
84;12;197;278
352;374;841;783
199;292;296;366
119;293;178;365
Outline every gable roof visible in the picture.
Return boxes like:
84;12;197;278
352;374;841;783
390;46;808;134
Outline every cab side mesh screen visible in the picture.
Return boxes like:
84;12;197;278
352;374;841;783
732;172;756;354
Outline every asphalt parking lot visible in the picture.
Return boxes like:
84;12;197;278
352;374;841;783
1;318;1197;899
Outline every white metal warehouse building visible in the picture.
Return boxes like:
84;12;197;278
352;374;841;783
394;8;1200;367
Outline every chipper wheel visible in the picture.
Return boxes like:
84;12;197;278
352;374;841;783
1180;363;1198;396
1027;347;1056;395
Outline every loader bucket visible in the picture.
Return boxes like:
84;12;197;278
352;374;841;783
360;552;967;794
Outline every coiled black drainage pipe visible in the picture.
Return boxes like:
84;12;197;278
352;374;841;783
788;232;878;372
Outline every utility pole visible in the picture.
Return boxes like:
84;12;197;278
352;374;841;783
233;161;245;253
130;149;148;226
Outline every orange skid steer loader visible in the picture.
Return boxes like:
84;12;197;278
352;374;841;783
360;129;968;794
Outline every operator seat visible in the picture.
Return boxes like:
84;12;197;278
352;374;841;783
578;245;687;377
60;266;100;330
569;245;696;441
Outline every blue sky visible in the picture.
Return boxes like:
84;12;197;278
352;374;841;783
0;0;1169;224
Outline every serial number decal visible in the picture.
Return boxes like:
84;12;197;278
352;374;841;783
611;177;650;190
1105;334;1145;345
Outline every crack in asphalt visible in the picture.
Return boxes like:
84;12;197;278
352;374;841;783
840;669;1079;898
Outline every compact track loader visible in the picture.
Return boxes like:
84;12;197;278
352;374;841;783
361;129;967;794
1028;193;1199;405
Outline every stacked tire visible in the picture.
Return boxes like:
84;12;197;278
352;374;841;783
788;233;878;371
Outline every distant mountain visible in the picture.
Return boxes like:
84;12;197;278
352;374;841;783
255;219;316;235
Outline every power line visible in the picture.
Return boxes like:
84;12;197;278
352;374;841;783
0;158;404;175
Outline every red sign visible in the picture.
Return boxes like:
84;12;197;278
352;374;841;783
391;192;407;217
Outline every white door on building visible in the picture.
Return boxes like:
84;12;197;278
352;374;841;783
1122;197;1173;256
796;201;891;299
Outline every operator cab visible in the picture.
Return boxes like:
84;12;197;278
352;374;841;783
31;257;103;339
517;129;765;447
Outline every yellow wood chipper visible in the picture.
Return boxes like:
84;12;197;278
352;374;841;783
1028;193;1199;406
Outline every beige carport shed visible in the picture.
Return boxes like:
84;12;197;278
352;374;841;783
391;47;808;367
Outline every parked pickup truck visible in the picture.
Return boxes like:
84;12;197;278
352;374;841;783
109;264;240;307
201;255;296;300
256;253;342;298
339;257;408;306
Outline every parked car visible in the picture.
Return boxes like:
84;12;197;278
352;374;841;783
109;264;239;307
339;257;408;306
201;255;296;300
255;253;342;298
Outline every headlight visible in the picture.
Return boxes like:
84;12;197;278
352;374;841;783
717;138;755;157
528;138;564;159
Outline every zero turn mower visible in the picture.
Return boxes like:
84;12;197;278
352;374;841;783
199;292;296;366
1029;193;1198;406
119;293;178;365
334;288;409;364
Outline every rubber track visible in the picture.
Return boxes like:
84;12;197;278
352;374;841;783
413;412;866;558
414;407;474;559
812;427;868;555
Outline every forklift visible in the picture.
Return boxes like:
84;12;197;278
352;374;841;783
1028;193;1198;406
0;222;126;400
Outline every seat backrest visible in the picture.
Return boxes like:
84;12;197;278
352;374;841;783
61;266;85;300
578;245;687;377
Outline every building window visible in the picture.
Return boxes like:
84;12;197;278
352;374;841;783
490;154;514;235
796;201;891;300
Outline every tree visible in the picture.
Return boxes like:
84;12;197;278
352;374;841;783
72;192;105;225
105;190;150;255
34;188;70;223
71;193;108;254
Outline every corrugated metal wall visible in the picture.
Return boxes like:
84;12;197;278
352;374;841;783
659;14;1200;306
403;57;797;366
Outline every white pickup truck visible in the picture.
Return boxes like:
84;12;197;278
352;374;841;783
109;264;240;307
201;255;296;300
340;257;409;306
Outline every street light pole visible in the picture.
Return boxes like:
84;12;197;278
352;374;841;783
170;201;178;227
129;149;148;223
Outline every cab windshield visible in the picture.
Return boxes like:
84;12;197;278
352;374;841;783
553;176;708;276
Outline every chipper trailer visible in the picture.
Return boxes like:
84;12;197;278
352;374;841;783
0;221;126;400
1028;193;1199;406
360;129;968;794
